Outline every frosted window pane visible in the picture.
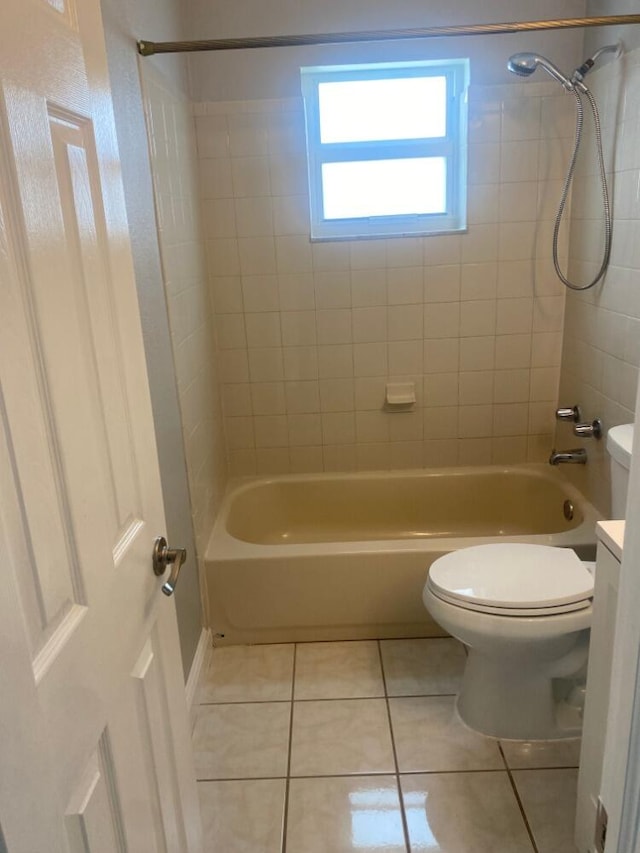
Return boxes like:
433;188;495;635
322;158;446;219
318;77;446;143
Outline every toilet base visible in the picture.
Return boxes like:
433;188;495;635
457;647;584;740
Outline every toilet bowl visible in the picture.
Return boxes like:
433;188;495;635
422;543;593;740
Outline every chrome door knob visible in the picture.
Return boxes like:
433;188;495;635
152;537;187;596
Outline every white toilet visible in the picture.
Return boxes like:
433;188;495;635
422;423;634;741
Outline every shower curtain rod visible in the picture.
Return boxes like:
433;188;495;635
138;14;640;56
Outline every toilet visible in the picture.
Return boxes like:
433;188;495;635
422;423;634;741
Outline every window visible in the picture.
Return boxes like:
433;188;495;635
301;59;469;241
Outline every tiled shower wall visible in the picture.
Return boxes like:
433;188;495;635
558;47;640;514
142;66;227;553
195;82;576;477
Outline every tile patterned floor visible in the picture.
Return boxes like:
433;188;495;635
193;638;580;852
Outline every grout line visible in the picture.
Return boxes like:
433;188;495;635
197;775;288;783
198;698;294;706
498;742;540;853
377;640;412;853
198;690;458;707
281;643;298;853
196;767;520;783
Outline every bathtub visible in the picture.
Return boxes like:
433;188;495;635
205;465;601;645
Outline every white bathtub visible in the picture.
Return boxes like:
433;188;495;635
205;465;601;645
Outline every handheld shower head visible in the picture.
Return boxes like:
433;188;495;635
507;55;536;77
507;53;574;90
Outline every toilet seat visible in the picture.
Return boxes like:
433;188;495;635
427;543;594;617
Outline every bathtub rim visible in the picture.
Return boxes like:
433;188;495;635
206;463;602;561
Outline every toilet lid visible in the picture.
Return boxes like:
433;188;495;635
428;544;593;612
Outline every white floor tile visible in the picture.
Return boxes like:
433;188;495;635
193;702;290;780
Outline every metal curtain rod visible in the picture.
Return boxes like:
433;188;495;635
138;14;640;56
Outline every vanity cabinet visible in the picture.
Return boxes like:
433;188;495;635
575;535;622;852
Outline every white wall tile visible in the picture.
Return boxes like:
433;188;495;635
314;272;352;309
323;444;357;471
248;347;284;381
460;337;496;372
424;373;459;407
353;342;388;377
424;264;461;302
216;314;246;349
355;377;386;411
317;309;353;345
231;156;271;197
424;339;460;374
423;406;458;440
460;300;497;337
212;276;244;313
387;267;423;304
235;197;274;236
223;383;252;416
290;446;324;473
424;303;461;339
388;341;423;375
238;236;277;275
460;262;498;301
319;379;355;412
496;298;533;335
318;344;354;378
256;448;291;474
459;371;494;406
276;235;313;273
458;405;494;438
322;412;356;445
351;269;387;307
254;414;289;447
195;86;573;475
288;413;323;446
241;274;280;312
388;305;423;341
245;312;282;347
283;346;318;380
278;272;315;310
281;311;317;346
285;380;320;414
251;381;286;414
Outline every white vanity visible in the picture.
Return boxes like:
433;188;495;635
576;521;624;852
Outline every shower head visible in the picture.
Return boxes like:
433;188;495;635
507;53;574;90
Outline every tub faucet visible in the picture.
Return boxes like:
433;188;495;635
549;448;588;465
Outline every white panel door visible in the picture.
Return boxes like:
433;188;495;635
0;0;202;850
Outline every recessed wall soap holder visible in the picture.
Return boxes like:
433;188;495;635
385;382;416;411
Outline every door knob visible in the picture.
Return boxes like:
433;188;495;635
152;537;187;596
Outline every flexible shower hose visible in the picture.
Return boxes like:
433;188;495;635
552;85;612;291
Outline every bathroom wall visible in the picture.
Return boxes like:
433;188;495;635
186;1;591;477
557;43;640;514
187;1;587;101
141;67;228;561
194;81;578;476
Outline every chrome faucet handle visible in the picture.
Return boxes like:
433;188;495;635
556;405;581;423
573;419;602;440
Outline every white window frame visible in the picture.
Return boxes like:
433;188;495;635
301;59;470;241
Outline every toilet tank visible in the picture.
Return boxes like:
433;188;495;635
607;423;634;518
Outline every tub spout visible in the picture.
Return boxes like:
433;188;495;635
549;448;588;465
